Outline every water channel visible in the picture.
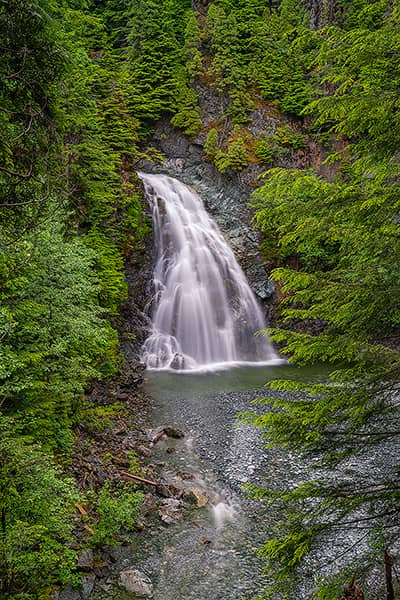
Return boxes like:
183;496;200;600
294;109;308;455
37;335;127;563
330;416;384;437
102;364;329;600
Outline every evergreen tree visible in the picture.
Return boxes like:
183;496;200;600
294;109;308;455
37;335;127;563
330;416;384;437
244;1;400;596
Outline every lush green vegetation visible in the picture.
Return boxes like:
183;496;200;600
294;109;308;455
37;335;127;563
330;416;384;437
242;1;400;597
0;1;147;596
1;0;399;597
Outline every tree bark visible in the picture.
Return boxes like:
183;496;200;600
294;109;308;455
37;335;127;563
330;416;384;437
385;550;395;600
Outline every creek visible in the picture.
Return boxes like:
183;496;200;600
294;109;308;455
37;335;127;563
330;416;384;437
129;364;328;600
83;174;370;599
116;174;318;599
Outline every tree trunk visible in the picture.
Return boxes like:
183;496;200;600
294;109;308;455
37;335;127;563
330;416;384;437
385;550;395;600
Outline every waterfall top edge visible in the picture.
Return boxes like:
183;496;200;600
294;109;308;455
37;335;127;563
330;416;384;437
145;358;287;375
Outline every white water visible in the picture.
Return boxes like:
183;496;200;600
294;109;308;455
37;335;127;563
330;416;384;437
139;173;281;372
212;501;237;529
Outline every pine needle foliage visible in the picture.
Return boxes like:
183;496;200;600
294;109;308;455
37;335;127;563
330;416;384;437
245;1;400;596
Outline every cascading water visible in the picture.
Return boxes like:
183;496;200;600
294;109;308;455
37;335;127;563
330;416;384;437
139;172;281;371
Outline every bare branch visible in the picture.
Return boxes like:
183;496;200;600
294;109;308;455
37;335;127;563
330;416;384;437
0;162;34;179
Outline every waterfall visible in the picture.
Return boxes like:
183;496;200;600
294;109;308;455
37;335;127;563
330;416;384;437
139;173;281;372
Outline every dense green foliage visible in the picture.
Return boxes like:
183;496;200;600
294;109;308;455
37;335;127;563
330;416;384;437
0;417;79;596
0;0;148;596
2;0;400;597
204;0;313;122
243;1;400;597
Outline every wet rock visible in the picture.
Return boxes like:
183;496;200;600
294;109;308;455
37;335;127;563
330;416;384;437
118;569;153;597
77;549;95;572
163;426;185;439
252;279;275;301
159;498;183;525
169;352;185;369
81;574;96;598
176;471;196;480
156;481;184;499
185;487;209;508
152;426;185;444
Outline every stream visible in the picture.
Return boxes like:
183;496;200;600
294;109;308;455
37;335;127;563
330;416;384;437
89;364;328;600
100;174;325;599
66;171;394;599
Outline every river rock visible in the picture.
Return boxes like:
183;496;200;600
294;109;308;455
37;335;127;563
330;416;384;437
77;549;95;571
157;481;184;499
81;574;96;598
159;498;183;525
185;487;208;508
163;426;185;439
118;569;153;598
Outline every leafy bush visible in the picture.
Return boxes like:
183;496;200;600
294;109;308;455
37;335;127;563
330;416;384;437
0;417;79;597
89;482;143;547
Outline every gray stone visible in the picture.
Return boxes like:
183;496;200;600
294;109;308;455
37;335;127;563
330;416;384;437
81;574;96;598
252;279;275;300
77;549;95;572
159;498;183;525
118;569;153;598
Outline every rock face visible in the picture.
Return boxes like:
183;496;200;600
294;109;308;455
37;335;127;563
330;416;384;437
118;569;153;598
138;121;275;320
119;222;154;360
304;0;339;29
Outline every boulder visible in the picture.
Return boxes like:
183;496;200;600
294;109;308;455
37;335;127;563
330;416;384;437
185;487;208;508
118;569;153;598
159;498;183;525
77;549;95;572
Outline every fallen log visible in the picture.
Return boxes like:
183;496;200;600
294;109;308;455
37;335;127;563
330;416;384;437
119;470;158;487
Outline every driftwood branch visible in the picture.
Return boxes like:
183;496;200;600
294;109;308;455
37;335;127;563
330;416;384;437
119;470;158;487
